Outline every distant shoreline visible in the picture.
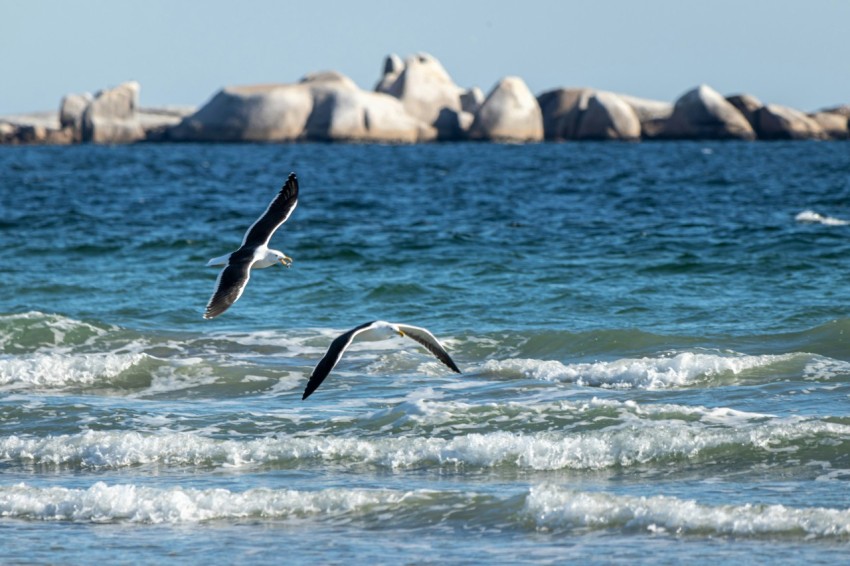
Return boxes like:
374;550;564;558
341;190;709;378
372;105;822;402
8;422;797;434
2;53;848;145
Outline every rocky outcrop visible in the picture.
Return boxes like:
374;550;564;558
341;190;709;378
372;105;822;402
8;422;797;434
617;94;672;138
81;81;145;143
374;53;404;92
170;71;434;143
757;104;827;140
537;87;593;140
726;93;763;131
576;91;641;141
59;92;92;141
821;104;850;118
467;76;543;142
376;53;463;140
537;89;649;140
809;111;849;139
170;83;313;142
305;73;435;142
660;84;755;140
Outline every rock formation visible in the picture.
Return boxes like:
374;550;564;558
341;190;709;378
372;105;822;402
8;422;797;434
536;87;593;140
617;94;673;139
467;76;543;142
376;53;463;140
59;92;93;142
757;104;827;140
726;93;763;131
170;71;434;143
81;81;145;143
575;91;641;141
809;111;849;139
660;84;755;140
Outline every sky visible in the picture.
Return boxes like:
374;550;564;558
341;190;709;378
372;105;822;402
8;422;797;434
2;0;849;115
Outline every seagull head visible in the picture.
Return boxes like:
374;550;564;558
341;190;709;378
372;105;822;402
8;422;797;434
271;250;292;267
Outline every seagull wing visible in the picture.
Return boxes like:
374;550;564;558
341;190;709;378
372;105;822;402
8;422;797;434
397;324;462;373
203;252;254;319
242;172;299;248
302;321;376;400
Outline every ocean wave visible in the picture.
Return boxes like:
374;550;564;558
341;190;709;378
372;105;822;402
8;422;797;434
480;351;801;388
0;311;114;354
3;412;848;472
0;352;153;390
526;485;850;538
0;482;413;524
2;481;849;539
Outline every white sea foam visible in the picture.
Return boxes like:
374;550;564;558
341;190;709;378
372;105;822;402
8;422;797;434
3;413;847;471
0;352;150;389
0;482;412;524
482;352;796;389
3;481;849;538
795;210;849;226
525;485;850;537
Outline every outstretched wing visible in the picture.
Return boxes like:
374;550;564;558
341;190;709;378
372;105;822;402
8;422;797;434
397;324;461;373
302;321;376;400
204;254;253;319
242;173;299;248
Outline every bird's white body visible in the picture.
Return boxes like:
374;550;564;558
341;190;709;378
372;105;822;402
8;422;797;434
206;246;287;269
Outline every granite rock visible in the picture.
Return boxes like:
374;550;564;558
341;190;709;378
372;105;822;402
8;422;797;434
757;103;827;140
576;91;641;141
660;84;755;140
377;52;463;140
81;81;145;143
468;76;543;142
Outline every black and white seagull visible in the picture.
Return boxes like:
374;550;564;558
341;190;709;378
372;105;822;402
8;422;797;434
302;320;462;400
204;173;299;319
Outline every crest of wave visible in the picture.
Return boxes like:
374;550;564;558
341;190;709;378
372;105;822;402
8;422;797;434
482;352;795;388
525;485;850;538
0;482;412;524
4;416;848;471
0;352;149;389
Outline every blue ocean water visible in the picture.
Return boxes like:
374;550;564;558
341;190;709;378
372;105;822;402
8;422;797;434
1;141;850;563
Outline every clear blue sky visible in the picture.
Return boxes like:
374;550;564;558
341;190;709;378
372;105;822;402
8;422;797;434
2;0;848;115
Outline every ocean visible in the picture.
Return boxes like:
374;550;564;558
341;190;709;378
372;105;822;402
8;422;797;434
1;141;850;564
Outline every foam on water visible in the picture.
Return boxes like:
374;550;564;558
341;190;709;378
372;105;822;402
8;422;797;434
526;485;850;538
3;410;847;471
482;351;800;388
795;210;850;226
2;481;849;539
0;482;414;524
0;352;151;390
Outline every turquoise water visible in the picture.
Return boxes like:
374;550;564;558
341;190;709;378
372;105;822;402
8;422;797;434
1;142;850;563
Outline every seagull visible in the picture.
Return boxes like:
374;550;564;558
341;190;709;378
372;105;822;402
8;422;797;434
204;173;299;319
302;320;462;400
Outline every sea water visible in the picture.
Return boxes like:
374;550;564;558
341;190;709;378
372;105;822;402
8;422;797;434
1;141;850;563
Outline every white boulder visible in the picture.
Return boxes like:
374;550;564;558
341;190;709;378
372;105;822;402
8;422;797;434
81;81;145;143
377;52;463;140
468;77;543;142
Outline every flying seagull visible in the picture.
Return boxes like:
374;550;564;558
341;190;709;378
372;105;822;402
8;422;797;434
204;173;299;319
302;320;462;400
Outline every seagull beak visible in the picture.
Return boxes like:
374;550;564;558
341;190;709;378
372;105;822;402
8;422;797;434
397;330;405;337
